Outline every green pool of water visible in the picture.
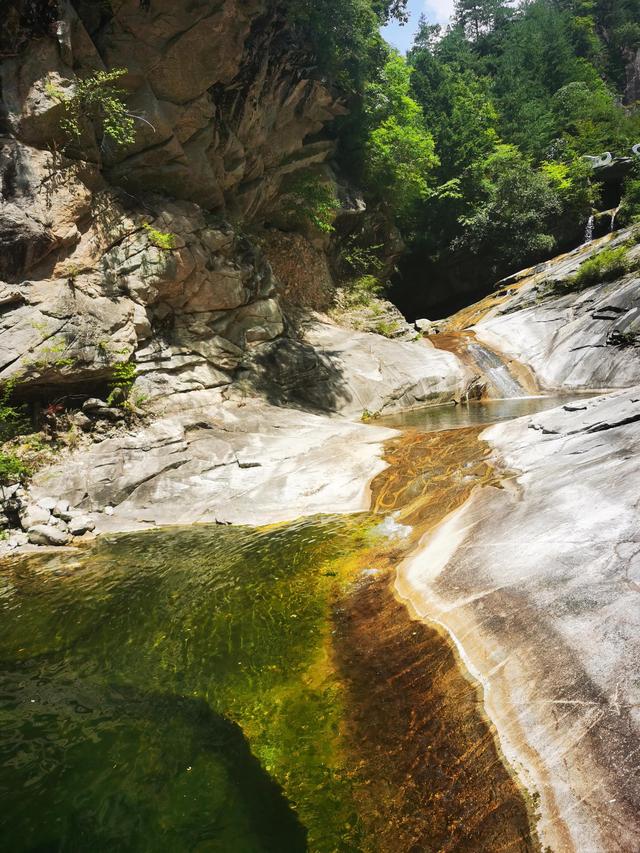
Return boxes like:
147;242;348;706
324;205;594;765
0;517;376;852
376;393;598;431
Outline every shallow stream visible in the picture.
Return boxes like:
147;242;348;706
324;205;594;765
0;400;565;852
376;394;595;431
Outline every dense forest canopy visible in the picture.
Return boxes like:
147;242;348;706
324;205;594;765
288;0;640;316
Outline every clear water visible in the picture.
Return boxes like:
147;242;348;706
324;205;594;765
0;518;376;852
376;395;595;431
0;395;561;852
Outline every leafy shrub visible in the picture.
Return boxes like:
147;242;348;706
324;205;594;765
107;361;137;406
341;237;384;277
343;275;385;306
374;319;400;337
618;170;640;227
58;68;135;149
281;174;339;233
143;223;177;250
569;245;631;290
0;379;29;443
0;452;31;486
361;409;381;422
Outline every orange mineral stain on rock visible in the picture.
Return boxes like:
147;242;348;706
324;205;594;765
333;426;541;852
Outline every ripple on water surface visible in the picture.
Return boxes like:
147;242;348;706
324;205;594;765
0;517;374;852
0;424;542;851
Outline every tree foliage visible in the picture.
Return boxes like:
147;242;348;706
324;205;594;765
344;0;640;307
57;68;135;150
363;53;438;219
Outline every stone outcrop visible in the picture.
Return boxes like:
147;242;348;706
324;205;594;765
17;321;469;539
1;0;344;219
0;0;346;401
262;230;335;311
0;155;285;399
28;390;399;533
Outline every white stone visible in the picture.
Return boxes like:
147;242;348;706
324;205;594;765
52;500;70;518
37;497;57;511
27;525;70;546
20;505;51;528
68;515;96;536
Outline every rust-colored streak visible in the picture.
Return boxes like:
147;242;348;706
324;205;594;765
439;275;533;332
334;574;539;853
334;426;540;852
370;426;496;532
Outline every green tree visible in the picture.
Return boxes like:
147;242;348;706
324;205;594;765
363;53;438;219
453;145;562;273
453;0;510;41
551;79;636;154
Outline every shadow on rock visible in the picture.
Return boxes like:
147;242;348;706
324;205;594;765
237;336;354;413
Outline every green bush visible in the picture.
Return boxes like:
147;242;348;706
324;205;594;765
0;452;31;486
58;68;135;149
374;319;400;337
281;174;339;233
0;379;29;442
107;361;137;406
569;245;631;290
341;236;384;277
143;223;177;250
343;275;385;306
618;172;640;227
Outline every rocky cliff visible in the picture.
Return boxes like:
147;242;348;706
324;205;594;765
0;0;474;546
0;0;450;412
0;0;326;401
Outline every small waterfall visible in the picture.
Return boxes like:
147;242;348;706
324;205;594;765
584;214;594;243
610;206;620;232
465;342;524;399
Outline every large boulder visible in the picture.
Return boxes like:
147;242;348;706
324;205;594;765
27;524;70;546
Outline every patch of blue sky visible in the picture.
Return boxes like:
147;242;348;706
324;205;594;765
380;0;455;53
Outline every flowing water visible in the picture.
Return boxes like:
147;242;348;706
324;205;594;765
584;214;595;243
0;412;549;851
465;342;525;397
427;331;537;399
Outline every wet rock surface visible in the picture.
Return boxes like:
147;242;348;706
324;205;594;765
396;388;640;852
444;229;640;391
